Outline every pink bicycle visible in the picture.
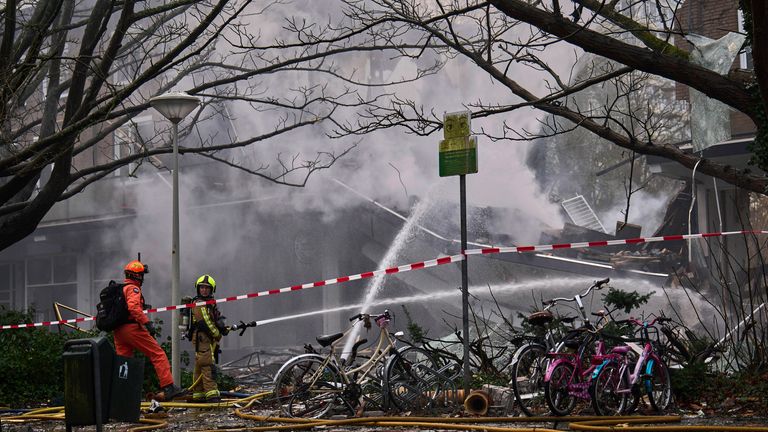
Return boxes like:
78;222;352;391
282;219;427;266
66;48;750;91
589;316;673;415
541;279;622;416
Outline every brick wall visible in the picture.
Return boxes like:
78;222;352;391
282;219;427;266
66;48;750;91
673;0;755;137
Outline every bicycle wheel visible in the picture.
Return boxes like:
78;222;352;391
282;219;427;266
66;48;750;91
509;344;550;416
623;358;640;414
645;357;672;412
544;361;576;416
384;346;441;412
589;361;627;416
273;356;343;418
623;383;640;414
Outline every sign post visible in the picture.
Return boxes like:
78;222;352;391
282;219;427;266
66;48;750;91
439;111;477;397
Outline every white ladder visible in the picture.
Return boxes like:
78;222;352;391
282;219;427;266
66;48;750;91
561;195;607;233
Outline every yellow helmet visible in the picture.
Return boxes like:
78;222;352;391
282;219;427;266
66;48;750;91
195;274;216;296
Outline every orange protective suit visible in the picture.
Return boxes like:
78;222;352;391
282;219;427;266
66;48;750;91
113;278;173;388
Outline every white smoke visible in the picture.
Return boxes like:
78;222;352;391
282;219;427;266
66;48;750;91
600;189;676;236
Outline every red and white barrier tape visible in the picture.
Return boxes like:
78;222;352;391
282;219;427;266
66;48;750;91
464;230;767;255
2;229;764;330
1;254;464;330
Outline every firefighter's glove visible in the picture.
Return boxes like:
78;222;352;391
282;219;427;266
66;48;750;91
216;318;229;336
145;321;158;338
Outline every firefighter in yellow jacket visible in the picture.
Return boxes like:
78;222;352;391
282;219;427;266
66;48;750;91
189;274;227;402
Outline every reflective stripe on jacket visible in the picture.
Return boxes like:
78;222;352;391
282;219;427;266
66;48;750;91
192;303;220;339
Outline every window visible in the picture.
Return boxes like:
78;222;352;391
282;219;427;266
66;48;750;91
28;284;77;323
114;116;157;178
26;255;76;286
114;125;134;177
25;255;78;322
0;263;12;309
59;42;73;99
91;251;123;304
53;255;77;283
27;257;53;285
91;251;123;283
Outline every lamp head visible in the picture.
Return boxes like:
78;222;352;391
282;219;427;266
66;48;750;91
149;92;200;123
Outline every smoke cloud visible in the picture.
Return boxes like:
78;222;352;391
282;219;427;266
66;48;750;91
75;2;685;351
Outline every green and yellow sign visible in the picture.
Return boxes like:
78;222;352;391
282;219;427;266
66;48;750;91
439;111;478;177
443;111;471;139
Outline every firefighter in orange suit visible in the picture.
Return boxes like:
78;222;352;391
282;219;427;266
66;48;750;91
113;259;184;400
189;274;227;402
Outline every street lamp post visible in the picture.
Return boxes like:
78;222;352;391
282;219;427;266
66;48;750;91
149;91;200;386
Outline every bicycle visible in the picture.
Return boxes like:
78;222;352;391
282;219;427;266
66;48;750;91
540;278;617;416
382;341;453;412
589;315;673;416
503;303;578;416
385;329;511;413
272;310;405;418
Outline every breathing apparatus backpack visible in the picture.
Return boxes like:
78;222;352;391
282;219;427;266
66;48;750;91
95;280;129;332
180;296;194;341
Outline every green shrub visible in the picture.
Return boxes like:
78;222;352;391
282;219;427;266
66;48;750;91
470;370;508;388
0;310;232;407
670;361;710;402
401;305;427;343
670;366;768;409
0;307;79;407
602;287;653;314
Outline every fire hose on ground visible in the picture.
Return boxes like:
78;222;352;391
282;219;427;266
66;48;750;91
4;389;768;432
227;405;768;432
0;405;168;432
220;392;768;432
0;382;269;432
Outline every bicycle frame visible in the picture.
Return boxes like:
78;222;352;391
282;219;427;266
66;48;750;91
342;322;399;382
545;335;613;399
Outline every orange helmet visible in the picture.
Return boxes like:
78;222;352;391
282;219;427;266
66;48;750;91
124;260;149;282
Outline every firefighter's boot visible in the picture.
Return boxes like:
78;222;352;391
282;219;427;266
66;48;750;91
161;384;186;401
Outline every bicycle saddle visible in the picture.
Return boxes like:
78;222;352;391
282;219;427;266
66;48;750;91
527;310;554;326
316;332;344;347
564;338;582;349
610;345;631;355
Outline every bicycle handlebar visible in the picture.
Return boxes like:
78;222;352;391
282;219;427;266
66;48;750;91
543;278;610;308
349;310;391;322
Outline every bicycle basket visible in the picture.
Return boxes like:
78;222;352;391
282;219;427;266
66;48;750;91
375;315;390;329
638;323;664;349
